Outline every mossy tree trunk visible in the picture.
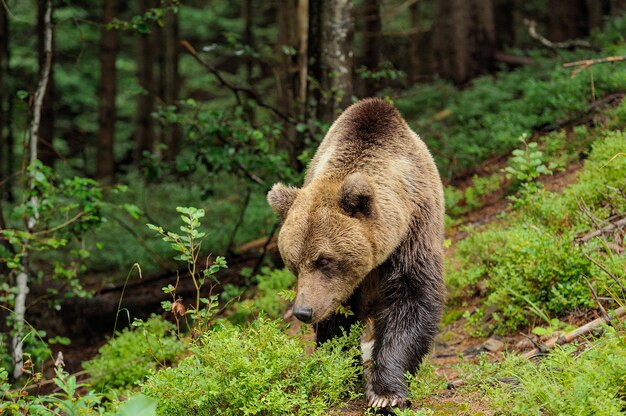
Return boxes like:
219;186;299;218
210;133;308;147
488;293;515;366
306;0;354;124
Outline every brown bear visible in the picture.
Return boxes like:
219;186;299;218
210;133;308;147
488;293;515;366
267;98;445;409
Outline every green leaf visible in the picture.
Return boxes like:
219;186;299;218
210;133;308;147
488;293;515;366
116;394;158;416
123;203;144;219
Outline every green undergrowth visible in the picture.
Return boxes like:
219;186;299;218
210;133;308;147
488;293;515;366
395;15;626;179
85;170;275;278
226;267;296;324
457;324;626;416
395;324;626;416
141;317;362;416
82;316;184;391
447;131;626;334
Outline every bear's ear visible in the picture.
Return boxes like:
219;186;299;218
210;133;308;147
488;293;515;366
267;183;299;220
339;173;373;217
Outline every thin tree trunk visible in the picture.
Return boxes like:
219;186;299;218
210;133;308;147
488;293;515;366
0;2;6;185
163;8;181;161
277;0;299;164
96;0;119;181
0;0;12;273
408;1;420;83
13;0;52;380
134;0;155;163
36;0;55;167
297;0;308;104
361;0;381;96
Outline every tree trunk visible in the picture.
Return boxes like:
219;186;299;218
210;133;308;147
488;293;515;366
611;0;626;16
432;0;495;84
493;0;515;49
13;0;52;379
96;0;119;182
548;0;589;42
361;0;381;96
0;3;6;186
297;0;309;104
134;0;155;163
277;0;300;164
0;0;12;271
408;1;420;83
37;0;55;167
306;0;354;125
162;8;181;161
587;0;611;32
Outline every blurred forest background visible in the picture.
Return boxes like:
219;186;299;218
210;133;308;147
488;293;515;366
1;0;626;415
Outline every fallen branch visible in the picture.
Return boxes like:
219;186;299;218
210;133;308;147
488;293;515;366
576;217;626;242
180;39;296;125
563;55;626;78
582;252;626;298
447;306;626;389
521;306;626;359
523;19;591;50
494;51;534;67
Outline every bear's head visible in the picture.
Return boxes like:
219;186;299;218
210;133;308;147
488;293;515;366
268;173;377;324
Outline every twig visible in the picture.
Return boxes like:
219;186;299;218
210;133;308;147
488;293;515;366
563;55;626;78
32;211;85;235
582;274;609;320
582;252;626;298
213;130;265;185
576;217;626;242
523;19;591;50
180;39;296;124
521;306;626;359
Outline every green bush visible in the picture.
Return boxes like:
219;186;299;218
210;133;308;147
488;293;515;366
83;316;184;391
470;325;626;415
395;33;626;178
450;224;594;332
447;130;626;333
141;317;362;416
228;268;296;324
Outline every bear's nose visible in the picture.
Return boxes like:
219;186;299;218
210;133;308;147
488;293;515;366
293;306;313;323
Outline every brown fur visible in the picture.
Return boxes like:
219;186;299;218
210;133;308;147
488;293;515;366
267;98;445;409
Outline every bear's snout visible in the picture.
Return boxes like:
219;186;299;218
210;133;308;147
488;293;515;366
293;306;313;323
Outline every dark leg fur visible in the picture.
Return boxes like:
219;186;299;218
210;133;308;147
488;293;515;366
367;233;445;407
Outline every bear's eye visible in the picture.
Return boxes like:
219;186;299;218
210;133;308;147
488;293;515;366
315;257;331;269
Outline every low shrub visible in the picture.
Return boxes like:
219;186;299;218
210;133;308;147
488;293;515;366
447;130;626;333
141;316;362;416
83;316;184;391
228;267;296;324
464;324;626;416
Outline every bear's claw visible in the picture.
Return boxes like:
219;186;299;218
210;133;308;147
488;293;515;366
366;390;405;409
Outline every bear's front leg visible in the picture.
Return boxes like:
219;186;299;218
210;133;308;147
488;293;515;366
365;292;441;410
